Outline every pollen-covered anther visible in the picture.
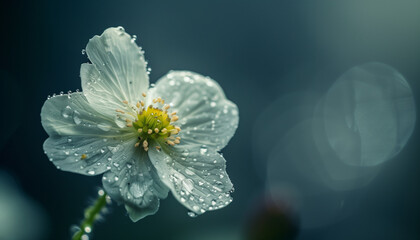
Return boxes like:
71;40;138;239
142;92;147;97
171;112;177;116
155;146;161;151
134;142;140;148
130;96;182;150
116;109;125;114
136;102;140;108
81;154;87;160
126;123;133;127
122;100;129;104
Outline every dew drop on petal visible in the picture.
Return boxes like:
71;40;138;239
73;110;81;125
185;168;195;176
182;178;194;193
97;123;111;131
187;211;197;218
200;145;208;155
62;105;72;118
129;182;145;198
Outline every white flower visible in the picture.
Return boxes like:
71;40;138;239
41;27;239;221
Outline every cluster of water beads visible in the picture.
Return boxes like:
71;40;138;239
46;71;237;219
163;145;234;217
48;89;236;206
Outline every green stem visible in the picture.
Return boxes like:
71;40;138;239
72;190;108;240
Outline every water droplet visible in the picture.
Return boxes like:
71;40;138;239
210;102;216;107
129;182;145;198
108;145;120;154
182;178;194;193
88;170;95;175
73;110;81;125
131;35;137;43
62;105;72;118
114;176;119;181
97;123;111;131
81;49;86;55
211;200;217;206
200;145;208;155
187;211;197;218
185;168;195;176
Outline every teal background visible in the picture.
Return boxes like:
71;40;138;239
1;1;420;239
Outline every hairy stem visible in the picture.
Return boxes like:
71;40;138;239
72;190;108;240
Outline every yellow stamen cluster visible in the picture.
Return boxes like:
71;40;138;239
115;93;181;151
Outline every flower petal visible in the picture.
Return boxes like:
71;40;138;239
148;142;233;215
83;27;149;117
41;92;129;137
41;93;134;175
151;71;239;150
102;149;169;221
43;136;126;176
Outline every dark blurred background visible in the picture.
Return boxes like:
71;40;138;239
1;0;420;239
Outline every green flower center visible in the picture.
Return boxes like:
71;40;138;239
117;94;181;151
